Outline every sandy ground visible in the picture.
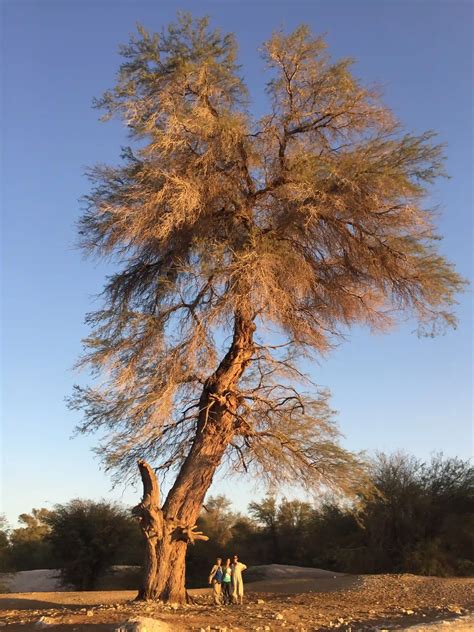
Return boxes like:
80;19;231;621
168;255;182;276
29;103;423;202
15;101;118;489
0;569;472;631
0;566;345;596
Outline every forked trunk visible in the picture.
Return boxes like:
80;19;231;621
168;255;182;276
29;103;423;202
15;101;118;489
134;311;255;602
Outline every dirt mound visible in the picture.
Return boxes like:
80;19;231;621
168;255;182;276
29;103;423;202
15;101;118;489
0;569;64;593
0;566;143;594
246;563;343;582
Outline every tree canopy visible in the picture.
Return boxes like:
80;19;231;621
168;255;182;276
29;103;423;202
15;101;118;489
72;14;464;505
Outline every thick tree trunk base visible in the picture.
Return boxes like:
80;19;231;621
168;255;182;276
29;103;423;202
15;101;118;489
133;536;189;604
133;460;208;604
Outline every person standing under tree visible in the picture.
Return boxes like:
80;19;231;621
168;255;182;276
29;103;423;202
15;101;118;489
231;554;247;604
208;557;224;605
222;558;233;605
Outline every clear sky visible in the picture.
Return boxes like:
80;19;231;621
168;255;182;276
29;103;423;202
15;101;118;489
1;0;472;526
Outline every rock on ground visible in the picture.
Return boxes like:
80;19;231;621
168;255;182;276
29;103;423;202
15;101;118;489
115;616;172;632
400;615;474;631
34;617;56;628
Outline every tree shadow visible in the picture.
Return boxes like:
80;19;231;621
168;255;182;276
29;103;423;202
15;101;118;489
246;573;361;595
0;596;77;610
3;624;117;631
0;596;135;612
0;590;137;611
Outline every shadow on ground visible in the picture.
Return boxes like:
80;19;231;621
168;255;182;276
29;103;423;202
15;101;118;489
0;591;136;610
1;625;116;632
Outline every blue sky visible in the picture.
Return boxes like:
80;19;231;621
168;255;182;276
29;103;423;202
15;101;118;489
1;0;472;525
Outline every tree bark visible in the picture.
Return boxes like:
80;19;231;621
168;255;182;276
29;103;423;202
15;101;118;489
134;310;255;602
133;460;163;600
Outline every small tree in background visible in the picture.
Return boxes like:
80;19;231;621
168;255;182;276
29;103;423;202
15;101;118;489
186;495;239;586
249;496;280;562
46;500;140;590
248;497;315;566
72;14;465;601
0;515;11;572
277;499;313;565
8;508;56;571
200;496;238;548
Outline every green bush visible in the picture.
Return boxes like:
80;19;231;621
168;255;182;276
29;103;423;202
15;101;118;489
46;499;142;590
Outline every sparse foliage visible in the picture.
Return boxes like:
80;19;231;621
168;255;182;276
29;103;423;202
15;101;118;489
71;14;465;601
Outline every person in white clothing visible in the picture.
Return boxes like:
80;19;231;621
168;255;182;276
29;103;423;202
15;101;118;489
231;554;247;604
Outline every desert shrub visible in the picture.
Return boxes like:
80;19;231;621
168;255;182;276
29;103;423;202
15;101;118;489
308;453;473;576
46;499;141;590
308;504;364;572
96;565;142;590
237;454;473;577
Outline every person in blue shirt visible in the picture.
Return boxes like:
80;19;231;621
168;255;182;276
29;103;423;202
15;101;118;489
208;557;224;605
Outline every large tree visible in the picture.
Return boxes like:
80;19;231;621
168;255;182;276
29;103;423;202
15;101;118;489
72;15;464;602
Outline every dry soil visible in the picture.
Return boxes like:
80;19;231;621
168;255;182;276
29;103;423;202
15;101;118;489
0;570;472;631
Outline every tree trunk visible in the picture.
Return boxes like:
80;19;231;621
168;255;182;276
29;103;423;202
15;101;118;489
155;539;187;603
134;310;255;602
